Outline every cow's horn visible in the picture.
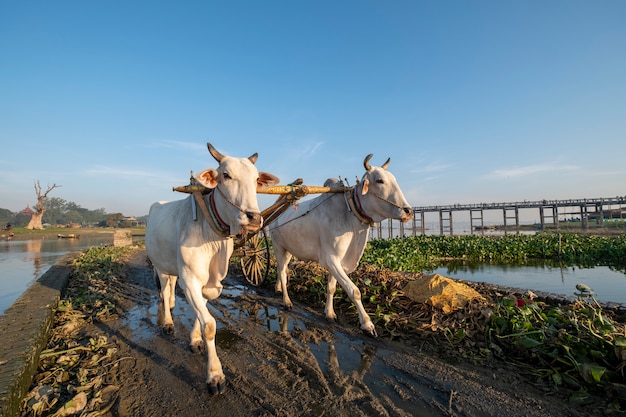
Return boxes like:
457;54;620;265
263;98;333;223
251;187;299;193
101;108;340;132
364;154;374;171
248;152;258;164
207;143;224;162
381;157;390;170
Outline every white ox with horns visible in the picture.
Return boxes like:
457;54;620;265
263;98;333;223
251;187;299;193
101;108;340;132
269;154;412;336
145;143;279;394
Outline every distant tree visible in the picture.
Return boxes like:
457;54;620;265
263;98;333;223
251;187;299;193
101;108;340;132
102;213;124;228
84;208;107;225
40;198;107;226
64;210;84;225
26;181;61;230
0;208;14;229
14;212;31;227
43;197;68;225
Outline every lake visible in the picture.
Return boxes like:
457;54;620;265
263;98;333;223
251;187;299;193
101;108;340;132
0;234;113;314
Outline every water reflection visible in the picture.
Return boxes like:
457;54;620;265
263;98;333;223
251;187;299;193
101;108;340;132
431;262;626;305
0;234;113;314
26;239;44;278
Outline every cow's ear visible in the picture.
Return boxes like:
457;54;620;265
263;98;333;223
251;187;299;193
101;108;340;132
257;172;280;188
196;168;219;189
361;178;369;195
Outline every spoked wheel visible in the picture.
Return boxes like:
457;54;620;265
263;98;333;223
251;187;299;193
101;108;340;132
240;228;271;286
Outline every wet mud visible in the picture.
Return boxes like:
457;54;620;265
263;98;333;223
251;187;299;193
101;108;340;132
98;250;594;417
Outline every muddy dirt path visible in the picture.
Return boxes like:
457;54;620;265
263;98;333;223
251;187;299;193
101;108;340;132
97;250;594;417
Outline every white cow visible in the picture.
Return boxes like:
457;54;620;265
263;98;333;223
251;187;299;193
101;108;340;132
145;143;279;394
269;154;412;336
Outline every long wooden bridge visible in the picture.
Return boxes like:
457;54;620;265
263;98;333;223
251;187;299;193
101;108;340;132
372;196;626;238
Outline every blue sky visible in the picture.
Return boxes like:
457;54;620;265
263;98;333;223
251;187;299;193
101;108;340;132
1;1;625;217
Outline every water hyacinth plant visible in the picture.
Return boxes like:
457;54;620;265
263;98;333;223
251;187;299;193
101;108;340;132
362;232;626;272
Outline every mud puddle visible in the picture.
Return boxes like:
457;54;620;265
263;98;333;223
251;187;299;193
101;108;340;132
122;277;440;416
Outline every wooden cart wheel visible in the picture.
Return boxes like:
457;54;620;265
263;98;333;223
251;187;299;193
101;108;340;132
240;228;271;286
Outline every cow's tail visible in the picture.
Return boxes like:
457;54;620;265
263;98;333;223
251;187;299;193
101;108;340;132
147;257;162;291
153;268;161;291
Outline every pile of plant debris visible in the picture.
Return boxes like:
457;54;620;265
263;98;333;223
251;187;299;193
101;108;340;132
20;245;139;417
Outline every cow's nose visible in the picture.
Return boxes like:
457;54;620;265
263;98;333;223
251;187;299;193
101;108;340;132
403;207;412;216
246;211;262;224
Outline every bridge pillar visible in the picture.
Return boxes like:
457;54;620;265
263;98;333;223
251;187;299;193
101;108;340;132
439;209;453;235
503;206;520;233
470;208;484;235
413;210;425;235
539;205;558;230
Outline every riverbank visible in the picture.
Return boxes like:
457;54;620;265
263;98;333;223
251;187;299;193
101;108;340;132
1;227;110;241
0;253;74;417
1;227;146;241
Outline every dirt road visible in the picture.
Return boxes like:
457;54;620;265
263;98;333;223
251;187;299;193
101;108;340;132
58;249;598;417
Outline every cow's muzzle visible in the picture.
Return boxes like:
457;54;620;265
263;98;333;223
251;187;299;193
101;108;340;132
245;211;263;231
400;207;413;222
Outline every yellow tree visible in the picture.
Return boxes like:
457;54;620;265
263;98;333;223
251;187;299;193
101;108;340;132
25;181;61;230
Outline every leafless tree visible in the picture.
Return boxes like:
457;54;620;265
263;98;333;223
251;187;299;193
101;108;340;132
25;181;61;230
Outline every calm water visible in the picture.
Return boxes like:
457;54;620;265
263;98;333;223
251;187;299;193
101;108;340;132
430;263;626;305
0;234;113;314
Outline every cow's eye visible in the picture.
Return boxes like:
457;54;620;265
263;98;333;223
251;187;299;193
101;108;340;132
376;178;384;184
223;172;232;180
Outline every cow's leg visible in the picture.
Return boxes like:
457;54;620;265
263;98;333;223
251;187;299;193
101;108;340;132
202;282;223;300
324;273;338;321
325;260;376;336
156;270;175;334
273;245;293;309
183;279;225;394
190;318;203;354
168;275;177;309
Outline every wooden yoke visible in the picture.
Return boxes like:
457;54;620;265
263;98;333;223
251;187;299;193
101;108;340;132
257;178;345;225
257;184;339;195
172;178;344;197
172;175;348;227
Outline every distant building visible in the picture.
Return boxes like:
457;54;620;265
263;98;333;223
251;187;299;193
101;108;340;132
121;216;139;227
20;205;35;216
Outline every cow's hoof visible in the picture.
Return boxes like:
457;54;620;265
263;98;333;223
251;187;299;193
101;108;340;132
362;324;377;338
162;324;174;335
190;341;204;355
208;379;226;395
